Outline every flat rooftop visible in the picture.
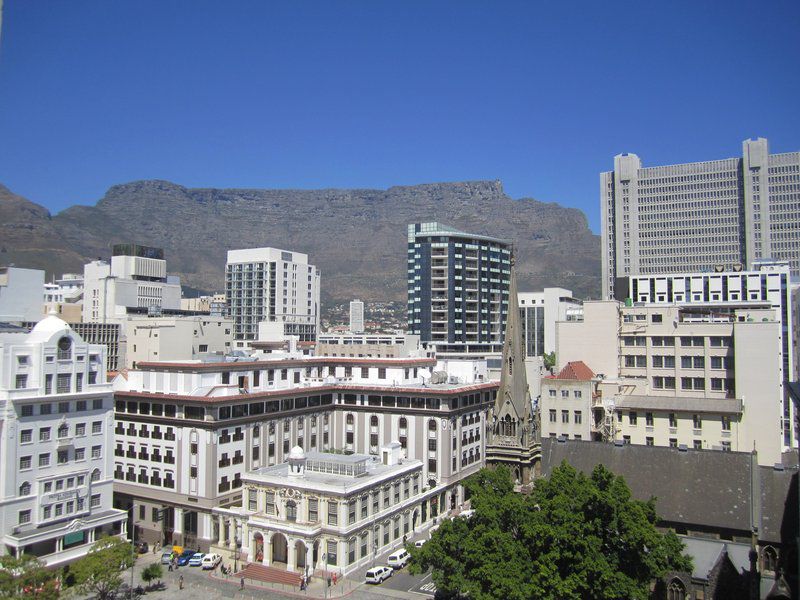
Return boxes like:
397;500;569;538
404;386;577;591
244;450;421;495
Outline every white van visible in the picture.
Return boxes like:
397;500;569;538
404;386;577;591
387;548;410;569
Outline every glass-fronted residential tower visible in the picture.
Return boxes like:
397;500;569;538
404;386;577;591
407;222;511;356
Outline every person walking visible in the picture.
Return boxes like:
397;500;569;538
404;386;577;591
240;576;245;590
179;575;184;590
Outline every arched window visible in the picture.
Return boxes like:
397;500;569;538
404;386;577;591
667;578;686;600
428;419;437;432
57;336;72;360
19;481;31;496
283;420;290;432
763;546;778;572
346;414;354;425
58;424;69;438
91;469;101;482
370;416;379;427
297;417;304;430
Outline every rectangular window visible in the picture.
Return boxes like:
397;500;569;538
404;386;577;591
265;492;275;515
91;446;101;459
308;498;318;522
15;374;27;389
20;455;32;470
92;421;102;434
669;413;677;428
38;453;50;467
721;416;731;431
75;448;85;461
328;501;338;525
18;510;31;525
39;427;50;442
327;540;337;566
20;429;32;444
76;423;86;436
693;414;702;430
56;374;71;394
90;494;101;508
629;411;637;426
645;412;653;426
574;411;582;424
549;409;556;423
646;436;654;446
561;410;569;423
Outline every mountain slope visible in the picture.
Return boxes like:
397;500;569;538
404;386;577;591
1;180;600;302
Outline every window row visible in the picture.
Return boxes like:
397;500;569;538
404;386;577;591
20;446;102;470
19;397;104;417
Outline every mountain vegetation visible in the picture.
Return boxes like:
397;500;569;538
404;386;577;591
0;180;600;303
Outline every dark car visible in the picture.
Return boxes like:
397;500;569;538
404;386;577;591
176;549;195;566
134;541;149;554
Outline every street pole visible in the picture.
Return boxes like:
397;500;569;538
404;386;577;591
129;503;135;600
322;553;327;600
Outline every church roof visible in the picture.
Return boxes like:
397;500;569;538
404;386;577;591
550;361;595;381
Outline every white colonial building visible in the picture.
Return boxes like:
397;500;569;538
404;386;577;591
213;443;430;576
112;354;495;554
0;313;127;566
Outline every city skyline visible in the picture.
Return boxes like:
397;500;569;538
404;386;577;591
0;1;798;232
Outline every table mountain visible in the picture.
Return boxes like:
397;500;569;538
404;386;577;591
1;180;600;302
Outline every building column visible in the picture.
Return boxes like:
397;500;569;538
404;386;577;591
305;543;313;576
241;520;249;551
228;519;236;550
287;538;297;572
217;516;225;546
56;538;64;553
173;507;184;539
264;533;272;566
88;529;96;543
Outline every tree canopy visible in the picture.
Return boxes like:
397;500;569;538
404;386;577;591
409;463;692;600
70;535;136;600
0;554;60;599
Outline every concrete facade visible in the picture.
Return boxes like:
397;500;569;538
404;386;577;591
83;245;182;324
111;355;495;551
0;314;127;566
225;247;320;344
407;222;511;357
518;287;583;358
125;315;234;369
601;137;800;299
349;300;364;334
557;302;785;465
0;266;45;323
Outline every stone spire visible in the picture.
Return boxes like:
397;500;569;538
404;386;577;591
486;260;541;484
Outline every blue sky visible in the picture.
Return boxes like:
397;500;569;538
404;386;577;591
1;1;798;232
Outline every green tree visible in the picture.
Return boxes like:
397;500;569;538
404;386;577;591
70;536;136;600
0;554;60;599
141;563;163;589
543;352;557;371
410;464;692;600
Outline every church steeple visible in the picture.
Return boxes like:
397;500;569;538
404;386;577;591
493;266;532;426
485;259;541;484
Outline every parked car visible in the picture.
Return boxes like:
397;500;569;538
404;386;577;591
201;553;222;570
134;541;149;554
176;549;196;566
365;566;393;584
387;549;410;569
188;552;205;567
160;549;174;565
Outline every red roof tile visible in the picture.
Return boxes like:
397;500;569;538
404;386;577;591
553;361;595;381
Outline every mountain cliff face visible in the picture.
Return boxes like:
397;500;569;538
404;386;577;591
0;180;600;302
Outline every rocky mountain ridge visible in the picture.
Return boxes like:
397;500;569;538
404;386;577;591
0;180;600;302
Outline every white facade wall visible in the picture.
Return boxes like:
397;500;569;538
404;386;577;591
226;247;320;343
0;267;45;322
124;316;234;369
349;300;365;334
518;288;583;358
0;316;126;566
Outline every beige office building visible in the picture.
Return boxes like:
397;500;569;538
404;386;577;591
557;302;785;465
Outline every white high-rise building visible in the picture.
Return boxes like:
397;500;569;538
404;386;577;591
225;248;320;343
600;138;800;299
83;244;182;324
518;288;583;358
349;299;365;333
0;313;127;566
